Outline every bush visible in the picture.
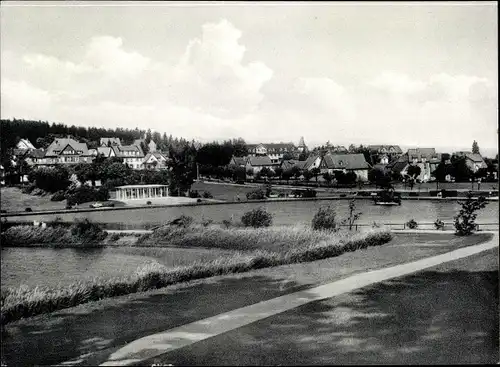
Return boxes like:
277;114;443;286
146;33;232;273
65;204;73;210
29;166;71;193
246;189;266;200
406;219;418;229
109;233;121;242
146;201;152;205
302;189;317;198
65;185;109;206
312;206;338;231
189;190;201;198
25;207;32;212
201;218;214;227
50;190;66;202
70;219;107;243
434;219;445;230
241;208;273;228
222;219;232;228
408;192;419;197
168;215;193;228
202;191;213;199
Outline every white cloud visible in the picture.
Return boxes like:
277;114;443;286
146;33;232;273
84;36;150;79
1;19;497;152
167;19;274;118
369;71;427;95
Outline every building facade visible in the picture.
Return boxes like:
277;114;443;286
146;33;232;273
319;153;371;181
42;137;92;165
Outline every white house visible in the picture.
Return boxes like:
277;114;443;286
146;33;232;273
111;144;145;170
143;152;169;170
16;139;36;151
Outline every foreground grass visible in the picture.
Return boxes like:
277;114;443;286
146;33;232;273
1;227;392;324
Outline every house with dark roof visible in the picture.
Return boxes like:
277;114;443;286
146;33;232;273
111;144;145;170
229;156;248;167
100;137;122;147
389;148;440;182
319;153;371;181
453;151;487;173
280;159;298;171
44;137;92;165
367;145;403;164
25;149;48;166
246;156;277;174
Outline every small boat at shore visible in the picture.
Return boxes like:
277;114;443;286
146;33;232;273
375;201;401;206
373;188;402;206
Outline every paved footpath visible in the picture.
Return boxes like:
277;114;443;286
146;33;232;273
1;232;497;366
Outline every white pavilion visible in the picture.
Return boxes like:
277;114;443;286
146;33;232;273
114;184;169;201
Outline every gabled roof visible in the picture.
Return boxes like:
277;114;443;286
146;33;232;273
293;161;307;170
464;153;485;163
407;148;437;160
230;156;247;166
303;154;321;170
13;148;29;157
368;145;403;154
143;152;168;163
321;153;370;170
111;144;145;157
17;139;36;150
281;159;298;170
100;137;121;146
390;161;409;174
97;146;113;157
45;138;89;156
247;156;273;166
246;143;296;152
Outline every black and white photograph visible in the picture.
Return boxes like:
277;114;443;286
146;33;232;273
0;1;498;365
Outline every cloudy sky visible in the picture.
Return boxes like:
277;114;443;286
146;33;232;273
1;1;498;156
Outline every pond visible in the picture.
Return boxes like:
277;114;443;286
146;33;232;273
1;246;236;289
4;199;499;229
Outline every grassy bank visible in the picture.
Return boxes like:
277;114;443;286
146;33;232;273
1;228;392;324
1;220;107;248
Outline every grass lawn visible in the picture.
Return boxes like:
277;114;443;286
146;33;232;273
0;187;127;213
0;187;67;212
1;226;391;324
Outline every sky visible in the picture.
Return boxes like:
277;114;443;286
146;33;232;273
1;1;498;156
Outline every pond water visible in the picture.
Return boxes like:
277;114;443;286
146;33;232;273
3;200;497;289
5;199;498;229
1;246;235;289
